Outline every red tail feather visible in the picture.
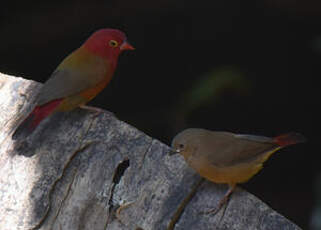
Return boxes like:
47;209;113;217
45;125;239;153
274;132;306;147
13;99;63;139
28;99;63;130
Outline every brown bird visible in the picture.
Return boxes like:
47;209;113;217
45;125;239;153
171;128;305;214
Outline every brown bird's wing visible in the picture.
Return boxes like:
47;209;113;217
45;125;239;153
199;131;278;167
36;53;108;106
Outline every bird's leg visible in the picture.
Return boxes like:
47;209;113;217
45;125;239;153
79;105;103;114
79;105;114;117
202;184;236;215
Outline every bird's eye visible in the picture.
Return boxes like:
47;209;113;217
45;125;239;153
179;144;185;149
109;40;118;48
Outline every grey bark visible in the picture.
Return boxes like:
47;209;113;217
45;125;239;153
0;72;301;230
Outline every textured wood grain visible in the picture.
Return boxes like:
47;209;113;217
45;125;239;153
0;72;301;230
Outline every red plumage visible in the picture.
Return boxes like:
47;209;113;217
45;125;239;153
13;99;63;138
273;132;306;147
12;28;134;140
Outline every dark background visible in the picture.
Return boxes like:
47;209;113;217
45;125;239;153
1;1;320;229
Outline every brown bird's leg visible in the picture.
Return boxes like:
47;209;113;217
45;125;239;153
203;184;236;215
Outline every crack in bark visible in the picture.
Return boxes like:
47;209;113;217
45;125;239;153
31;114;96;229
167;178;204;230
139;139;154;169
105;158;130;229
51;166;77;225
31;142;94;230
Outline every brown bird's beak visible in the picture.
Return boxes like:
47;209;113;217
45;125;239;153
169;148;180;156
120;41;135;51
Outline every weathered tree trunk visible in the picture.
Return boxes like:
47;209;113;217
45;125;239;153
0;72;301;230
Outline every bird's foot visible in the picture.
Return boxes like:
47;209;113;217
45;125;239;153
199;184;235;215
199;197;228;215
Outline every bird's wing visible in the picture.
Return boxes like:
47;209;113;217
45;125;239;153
37;69;91;105
36;52;109;106
201;131;279;167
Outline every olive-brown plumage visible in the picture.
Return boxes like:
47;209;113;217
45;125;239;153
171;128;305;213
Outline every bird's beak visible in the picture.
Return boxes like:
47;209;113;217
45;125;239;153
120;41;135;51
169;148;180;156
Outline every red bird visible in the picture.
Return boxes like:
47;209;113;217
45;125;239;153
13;28;134;139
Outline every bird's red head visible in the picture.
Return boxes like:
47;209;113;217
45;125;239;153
82;28;134;63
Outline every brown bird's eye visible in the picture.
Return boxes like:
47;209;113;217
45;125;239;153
179;144;185;149
109;40;118;48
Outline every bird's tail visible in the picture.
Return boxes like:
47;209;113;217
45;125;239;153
273;132;306;147
12;99;63;140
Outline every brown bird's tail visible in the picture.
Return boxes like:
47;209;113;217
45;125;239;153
12;99;62;140
273;132;306;147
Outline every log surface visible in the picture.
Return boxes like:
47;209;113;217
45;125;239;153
0;72;301;230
